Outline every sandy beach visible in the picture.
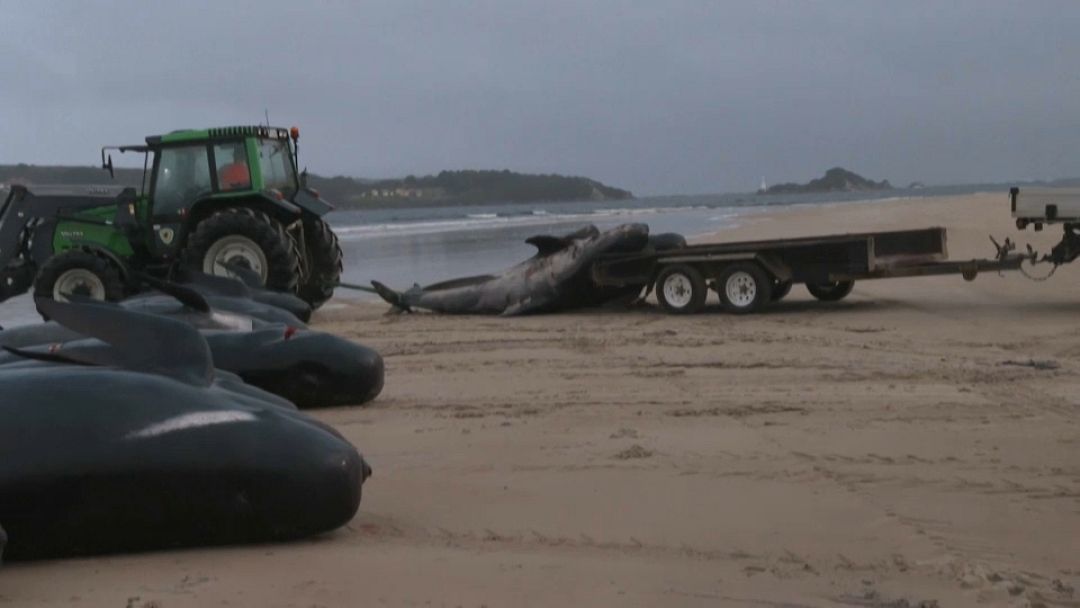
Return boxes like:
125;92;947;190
4;192;1079;607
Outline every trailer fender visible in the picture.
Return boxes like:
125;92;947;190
754;254;792;283
656;252;788;283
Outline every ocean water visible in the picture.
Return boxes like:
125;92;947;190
0;185;992;325
328;185;992;293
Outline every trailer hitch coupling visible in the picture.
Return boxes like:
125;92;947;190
1044;223;1080;266
989;235;1016;262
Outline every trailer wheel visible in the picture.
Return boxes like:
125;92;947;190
656;264;707;314
806;280;854;302
718;262;772;314
771;280;793;302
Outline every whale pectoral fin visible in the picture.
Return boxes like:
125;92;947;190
370;281;412;313
1;344;91;367
501;297;539;317
33;297;215;386
524;235;571;257
500;303;525;316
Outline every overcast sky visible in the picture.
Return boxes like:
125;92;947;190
1;1;1077;195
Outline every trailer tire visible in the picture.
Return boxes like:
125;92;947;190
656;264;707;314
806;280;854;302
718;262;772;314
33;249;125;306
771;280;793;302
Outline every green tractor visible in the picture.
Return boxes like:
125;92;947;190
0;125;343;309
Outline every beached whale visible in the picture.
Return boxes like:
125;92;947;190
371;223;658;315
0;299;371;560
0;328;383;409
131;273;309;327
25;273;304;339
0;294;383;409
203;328;384;408
176;264;313;323
0;340;300;412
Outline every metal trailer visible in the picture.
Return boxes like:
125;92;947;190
1010;186;1080;268
590;227;1031;314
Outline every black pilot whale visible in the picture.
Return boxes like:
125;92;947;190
0;282;384;409
0;298;371;560
173;263;314;324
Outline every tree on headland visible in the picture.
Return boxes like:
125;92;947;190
764;167;892;194
0;164;633;209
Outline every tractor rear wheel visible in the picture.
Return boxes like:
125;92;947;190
182;208;301;293
34;249;125;304
297;218;343;309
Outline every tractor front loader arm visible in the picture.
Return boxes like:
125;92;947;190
0;185;136;304
0;187;40;301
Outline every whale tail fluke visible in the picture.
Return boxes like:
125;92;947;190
370;281;412;313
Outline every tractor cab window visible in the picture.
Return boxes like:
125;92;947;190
258;139;297;196
214;142;251;191
153;145;212;216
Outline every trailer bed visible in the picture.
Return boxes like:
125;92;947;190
591;227;1026;314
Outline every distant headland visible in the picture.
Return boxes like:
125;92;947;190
313;170;634;208
762;167;892;195
0;165;633;209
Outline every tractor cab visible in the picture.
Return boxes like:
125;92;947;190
102;126;315;256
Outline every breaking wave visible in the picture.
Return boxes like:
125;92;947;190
332;205;722;239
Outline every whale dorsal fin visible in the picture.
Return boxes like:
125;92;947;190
526;225;599;257
221;260;267;289
178;268;251;298
525;235;572;257
137;273;212;313
31;297;214;387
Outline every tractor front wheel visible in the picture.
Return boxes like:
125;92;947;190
33;249;125;304
297;217;343;309
182;208;301;293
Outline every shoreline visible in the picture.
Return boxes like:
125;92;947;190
691;189;1009;244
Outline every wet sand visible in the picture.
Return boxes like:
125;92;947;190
4;193;1079;607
